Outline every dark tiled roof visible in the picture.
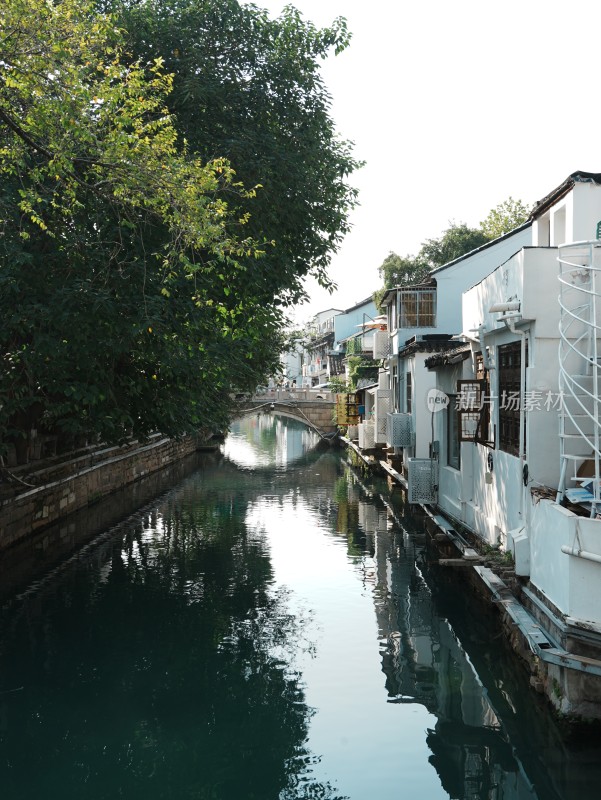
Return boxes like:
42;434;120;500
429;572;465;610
398;336;460;358
424;344;471;368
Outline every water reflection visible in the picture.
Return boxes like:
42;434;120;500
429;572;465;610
1;416;601;799
0;462;344;799
329;465;601;800
224;413;321;470
349;491;531;798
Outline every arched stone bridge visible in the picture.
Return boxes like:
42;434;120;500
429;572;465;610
234;390;337;438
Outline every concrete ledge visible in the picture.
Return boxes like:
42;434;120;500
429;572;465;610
475;566;601;719
378;459;408;489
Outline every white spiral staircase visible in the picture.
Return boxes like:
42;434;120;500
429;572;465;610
557;241;601;516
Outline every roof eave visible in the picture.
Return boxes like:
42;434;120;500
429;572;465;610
528;171;601;221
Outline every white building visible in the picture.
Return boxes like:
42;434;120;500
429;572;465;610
301;308;342;387
380;222;532;461
420;171;601;717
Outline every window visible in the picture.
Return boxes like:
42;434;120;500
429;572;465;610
447;395;460;469
498;341;526;456
475;352;493;447
398;371;405;414
457;380;484;441
389;298;397;332
406;371;412;413
455;354;495;447
399;288;436;328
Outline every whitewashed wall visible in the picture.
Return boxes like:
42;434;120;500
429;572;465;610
388;227;533;358
435;248;563;546
431;357;470;522
529;498;601;624
433;227;533;334
413;352;440;459
533;181;601;246
334;299;378;344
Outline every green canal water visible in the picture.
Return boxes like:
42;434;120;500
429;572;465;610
2;414;601;799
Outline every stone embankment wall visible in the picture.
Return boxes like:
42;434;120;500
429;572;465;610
0;434;203;551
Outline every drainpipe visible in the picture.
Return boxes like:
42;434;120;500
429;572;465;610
505;316;527;520
561;545;601;564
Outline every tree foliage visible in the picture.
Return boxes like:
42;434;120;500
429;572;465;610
480;197;530;240
377;196;530;296
377;223;488;292
421;223;490;268
0;0;358;458
377;251;430;290
115;0;360;304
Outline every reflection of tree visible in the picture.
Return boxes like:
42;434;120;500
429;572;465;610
0;467;346;800
8;413;592;800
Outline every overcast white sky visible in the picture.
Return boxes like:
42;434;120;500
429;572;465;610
249;0;601;324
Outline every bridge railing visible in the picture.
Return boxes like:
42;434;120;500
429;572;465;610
253;388;337;403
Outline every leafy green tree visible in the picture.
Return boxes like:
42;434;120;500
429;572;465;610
0;0;357;458
377;251;430;289
0;2;235;452
376;224;487;300
375;198;530;305
420;223;490;268
480;197;530;239
116;0;360;305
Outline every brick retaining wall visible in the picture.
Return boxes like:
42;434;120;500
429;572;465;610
0;435;203;551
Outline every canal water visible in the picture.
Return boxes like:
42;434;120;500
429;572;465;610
2;414;601;799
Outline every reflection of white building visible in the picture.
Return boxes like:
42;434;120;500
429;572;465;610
350;490;539;799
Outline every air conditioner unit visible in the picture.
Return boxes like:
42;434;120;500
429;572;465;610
373;329;390;359
347;424;358;440
358;421;375;449
374;389;391;444
387;412;413;447
407;458;438;504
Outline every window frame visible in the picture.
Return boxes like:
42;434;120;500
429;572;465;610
398;288;436;328
447;394;461;470
498;341;525;456
457;379;485;442
475;352;494;448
